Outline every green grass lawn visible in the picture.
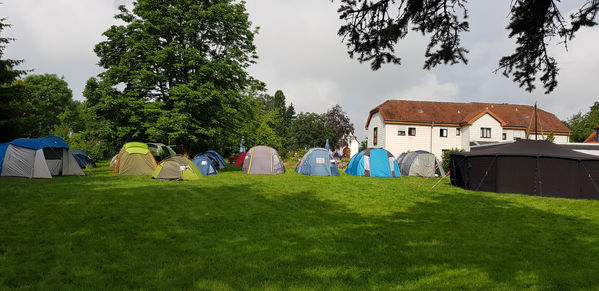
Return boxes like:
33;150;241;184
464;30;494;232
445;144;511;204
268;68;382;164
1;163;599;290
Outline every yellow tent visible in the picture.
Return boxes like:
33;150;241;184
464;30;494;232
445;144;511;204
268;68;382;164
113;142;157;175
152;156;203;180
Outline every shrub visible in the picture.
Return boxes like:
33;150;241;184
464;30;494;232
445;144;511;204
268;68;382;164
441;148;466;172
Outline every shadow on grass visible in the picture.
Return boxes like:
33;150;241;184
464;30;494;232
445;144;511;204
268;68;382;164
1;181;598;289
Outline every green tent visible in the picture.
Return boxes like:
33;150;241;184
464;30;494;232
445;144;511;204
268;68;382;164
152;156;203;181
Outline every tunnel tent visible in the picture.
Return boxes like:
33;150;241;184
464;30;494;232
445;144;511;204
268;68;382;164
113;142;157;175
450;139;599;199
0;136;84;178
153;156;203;181
242;146;285;174
398;150;445;177
192;154;218;176
72;150;96;169
345;148;400;178
296;148;339;176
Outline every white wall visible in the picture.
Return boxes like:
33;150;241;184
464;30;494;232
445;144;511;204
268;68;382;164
383;124;463;159
367;113;385;149
470;114;503;143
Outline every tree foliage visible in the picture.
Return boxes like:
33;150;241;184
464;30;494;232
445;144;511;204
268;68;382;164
565;101;599;142
334;0;599;93
18;74;77;138
288;112;336;150
0;15;27;141
89;0;258;155
324;104;354;149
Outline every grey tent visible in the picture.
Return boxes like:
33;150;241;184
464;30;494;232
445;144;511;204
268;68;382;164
397;150;445;177
242;145;285;174
0;136;84;179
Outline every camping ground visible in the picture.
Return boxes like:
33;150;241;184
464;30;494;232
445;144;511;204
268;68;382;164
1;163;599;289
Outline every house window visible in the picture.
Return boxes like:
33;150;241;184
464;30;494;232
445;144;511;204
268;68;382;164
440;128;448;137
397;130;406;136
481;127;491;138
502;133;507;140
408;127;416;136
373;127;378;146
456;128;461;136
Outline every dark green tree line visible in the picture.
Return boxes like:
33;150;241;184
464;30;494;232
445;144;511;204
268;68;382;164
566;101;599;142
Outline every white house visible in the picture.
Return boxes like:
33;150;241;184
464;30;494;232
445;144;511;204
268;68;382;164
335;134;360;158
366;100;571;159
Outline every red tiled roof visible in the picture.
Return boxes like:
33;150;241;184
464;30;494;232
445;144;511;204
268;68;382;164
366;100;571;135
584;126;599;143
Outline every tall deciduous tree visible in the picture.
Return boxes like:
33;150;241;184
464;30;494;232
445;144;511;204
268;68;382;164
288;112;336;150
19;74;76;137
334;0;599;94
90;0;258;154
324;104;354;150
566;101;599;142
0;15;27;141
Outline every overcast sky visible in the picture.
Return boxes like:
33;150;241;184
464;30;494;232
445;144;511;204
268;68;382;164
3;0;599;139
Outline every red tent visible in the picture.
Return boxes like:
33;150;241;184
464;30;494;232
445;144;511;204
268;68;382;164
234;152;247;166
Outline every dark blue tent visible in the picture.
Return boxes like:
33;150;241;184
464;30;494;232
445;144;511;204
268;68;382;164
201;150;226;169
296;148;339;176
72;150;97;169
345;148;400;177
192;154;218;176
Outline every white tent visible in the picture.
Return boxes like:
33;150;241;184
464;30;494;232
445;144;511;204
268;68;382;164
0;136;84;179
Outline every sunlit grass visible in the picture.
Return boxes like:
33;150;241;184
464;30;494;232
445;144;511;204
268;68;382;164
1;163;599;289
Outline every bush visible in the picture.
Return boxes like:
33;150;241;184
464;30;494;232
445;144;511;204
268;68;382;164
67;132;117;161
441;148;466;172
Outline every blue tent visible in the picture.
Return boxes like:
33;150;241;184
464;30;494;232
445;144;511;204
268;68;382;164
296;148;339;176
345;148;401;177
10;135;69;150
192;154;218;176
201;150;226;169
72;150;97;169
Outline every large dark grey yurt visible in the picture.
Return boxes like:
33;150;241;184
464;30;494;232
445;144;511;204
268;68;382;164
450;139;599;200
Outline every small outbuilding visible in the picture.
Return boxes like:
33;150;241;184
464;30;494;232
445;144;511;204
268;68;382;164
345;148;401;178
450;139;599;199
296;148;339;176
242;146;285;174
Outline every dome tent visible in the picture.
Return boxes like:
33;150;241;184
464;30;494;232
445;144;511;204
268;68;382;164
450;139;599;199
113;142;157;175
201;150;226;169
242;146;285;174
146;142;176;162
397;150;445;177
345;148;400;178
0;136;84;179
234;152;247;166
72;150;97;169
296;148;339;176
192;154;218;176
153;156;203;181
